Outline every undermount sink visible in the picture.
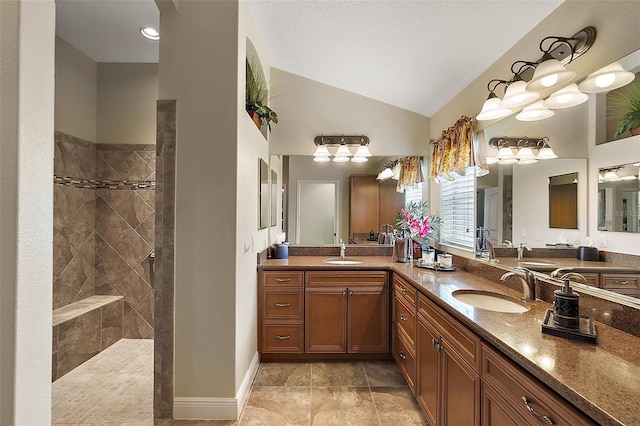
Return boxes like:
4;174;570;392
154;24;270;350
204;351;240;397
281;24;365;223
452;290;530;313
323;258;363;265
518;261;557;267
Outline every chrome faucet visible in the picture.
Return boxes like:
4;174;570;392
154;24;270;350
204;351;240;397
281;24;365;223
503;240;513;248
339;239;346;259
516;243;531;260
501;267;537;301
559;271;587;284
550;267;575;279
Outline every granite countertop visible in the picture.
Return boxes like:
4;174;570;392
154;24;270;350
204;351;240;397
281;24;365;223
496;257;640;274
259;256;640;426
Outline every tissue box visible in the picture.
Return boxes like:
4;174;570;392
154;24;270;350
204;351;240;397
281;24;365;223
577;246;599;261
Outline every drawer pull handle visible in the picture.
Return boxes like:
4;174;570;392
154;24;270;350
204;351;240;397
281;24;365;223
275;278;291;282
399;351;407;360
275;303;291;307
522;397;554;425
432;338;439;347
275;335;291;340
400;286;407;294
349;291;353;296
614;280;629;285
400;314;407;321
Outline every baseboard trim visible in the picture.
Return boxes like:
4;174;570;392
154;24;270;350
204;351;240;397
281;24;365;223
173;351;259;420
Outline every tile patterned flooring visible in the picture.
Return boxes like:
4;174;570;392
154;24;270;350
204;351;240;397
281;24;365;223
53;339;427;425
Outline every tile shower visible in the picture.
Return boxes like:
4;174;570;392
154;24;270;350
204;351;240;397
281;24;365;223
53;131;155;380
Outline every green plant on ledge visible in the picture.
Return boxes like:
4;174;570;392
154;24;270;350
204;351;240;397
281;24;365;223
246;60;278;131
610;79;640;138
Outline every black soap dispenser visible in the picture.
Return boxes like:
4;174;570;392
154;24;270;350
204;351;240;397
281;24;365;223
369;229;375;241
553;277;580;330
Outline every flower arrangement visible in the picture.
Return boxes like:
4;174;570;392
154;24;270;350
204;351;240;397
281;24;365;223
396;201;442;248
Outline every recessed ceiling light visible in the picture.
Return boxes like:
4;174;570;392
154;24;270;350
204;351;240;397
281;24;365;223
139;27;160;41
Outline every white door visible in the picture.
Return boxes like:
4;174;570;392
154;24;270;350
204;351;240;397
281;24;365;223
484;187;500;245
296;181;338;245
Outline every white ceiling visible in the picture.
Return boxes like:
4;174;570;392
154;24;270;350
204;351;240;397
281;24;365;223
55;0;563;117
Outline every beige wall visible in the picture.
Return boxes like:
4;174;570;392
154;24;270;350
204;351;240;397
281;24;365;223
1;0;55;423
55;36;97;142
97;63;158;144
269;69;430;157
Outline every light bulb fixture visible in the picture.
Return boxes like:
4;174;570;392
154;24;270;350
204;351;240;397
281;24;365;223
516;100;555;121
579;61;635;93
602;170;620;181
377;166;395;180
544;83;588;109
500;78;540;109
312;135;371;163
139;27;160;41
489;137;556;165
476;80;511;121
527;58;575;92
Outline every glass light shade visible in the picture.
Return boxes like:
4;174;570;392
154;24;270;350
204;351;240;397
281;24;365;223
536;146;558;160
139;27;160;40
377;167;394;180
391;163;401;180
516;147;536;160
354;144;372;157
526;59;576;92
602;170;620;181
578;62;635;93
499;81;540;108
497;146;515;160
485;156;498;164
516;101;555;121
498;158;518;165
476;97;512;121
332;155;350;163
517;158;538;165
313;156;330;163
543;84;588;109
351;155;368;163
313;144;330;157
334;144;352;157
620;175;637;181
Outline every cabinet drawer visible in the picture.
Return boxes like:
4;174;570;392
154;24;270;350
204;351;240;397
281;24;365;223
418;293;481;371
263;271;304;288
393;326;416;394
481;344;595;426
601;274;639;290
306;271;387;288
393;275;416;307
581;272;599;288
262;323;304;353
394;295;416;348
264;290;304;320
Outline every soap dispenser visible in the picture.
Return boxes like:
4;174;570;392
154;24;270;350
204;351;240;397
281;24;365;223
553;273;582;330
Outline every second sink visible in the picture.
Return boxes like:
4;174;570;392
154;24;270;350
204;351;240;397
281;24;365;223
452;290;530;313
323;258;363;265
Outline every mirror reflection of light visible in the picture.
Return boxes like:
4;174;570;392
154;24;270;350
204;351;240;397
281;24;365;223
520;344;537;356
538;356;555;370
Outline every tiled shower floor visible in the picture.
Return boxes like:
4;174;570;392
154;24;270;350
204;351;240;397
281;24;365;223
53;339;427;425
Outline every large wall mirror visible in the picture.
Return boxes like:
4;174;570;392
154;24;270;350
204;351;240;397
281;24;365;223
598;162;640;233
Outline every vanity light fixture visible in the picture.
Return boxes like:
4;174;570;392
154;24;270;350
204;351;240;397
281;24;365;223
488;137;556;165
516;100;555;121
139;27;160;41
377;159;399;180
312;135;371;163
578;62;635;93
544;83;589;109
500;78;540;109
476;80;512;121
536;138;558;160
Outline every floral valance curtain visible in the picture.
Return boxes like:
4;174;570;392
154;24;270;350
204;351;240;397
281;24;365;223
397;156;424;192
428;115;488;182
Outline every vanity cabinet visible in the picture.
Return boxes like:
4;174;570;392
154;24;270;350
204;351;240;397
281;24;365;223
481;343;595;426
416;291;481;426
305;271;389;354
600;273;639;297
259;271;305;353
392;275;417;393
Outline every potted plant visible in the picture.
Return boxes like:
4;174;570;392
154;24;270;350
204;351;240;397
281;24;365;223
610;79;640;138
246;60;278;131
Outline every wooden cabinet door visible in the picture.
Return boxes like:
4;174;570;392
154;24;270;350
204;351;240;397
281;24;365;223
416;314;440;426
350;175;380;235
347;285;389;353
305;287;347;353
441;342;480;426
482;381;529;426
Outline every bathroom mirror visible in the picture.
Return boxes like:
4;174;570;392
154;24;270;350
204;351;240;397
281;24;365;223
270;169;278;227
548;172;578;229
597;162;640;233
259;158;269;230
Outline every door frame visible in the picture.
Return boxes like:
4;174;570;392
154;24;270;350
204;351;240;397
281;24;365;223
295;180;339;244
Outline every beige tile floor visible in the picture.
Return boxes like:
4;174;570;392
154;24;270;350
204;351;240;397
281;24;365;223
53;339;427;425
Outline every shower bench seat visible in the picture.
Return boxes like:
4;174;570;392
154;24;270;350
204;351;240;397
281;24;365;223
52;295;124;381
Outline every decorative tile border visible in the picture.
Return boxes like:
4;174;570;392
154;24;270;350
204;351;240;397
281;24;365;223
54;175;156;190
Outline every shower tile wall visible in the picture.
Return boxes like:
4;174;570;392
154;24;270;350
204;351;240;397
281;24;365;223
53;132;156;338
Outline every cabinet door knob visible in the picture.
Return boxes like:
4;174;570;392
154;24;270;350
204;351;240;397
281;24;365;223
275;303;291;307
400;286;407;293
400;314;407;321
432;338;439;347
349;291;353;296
275;278;291;282
522;397;554;425
437;343;444;352
275;335;291;340
398;351;407;360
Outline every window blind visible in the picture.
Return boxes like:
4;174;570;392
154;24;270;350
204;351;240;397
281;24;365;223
440;171;475;249
404;185;423;205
